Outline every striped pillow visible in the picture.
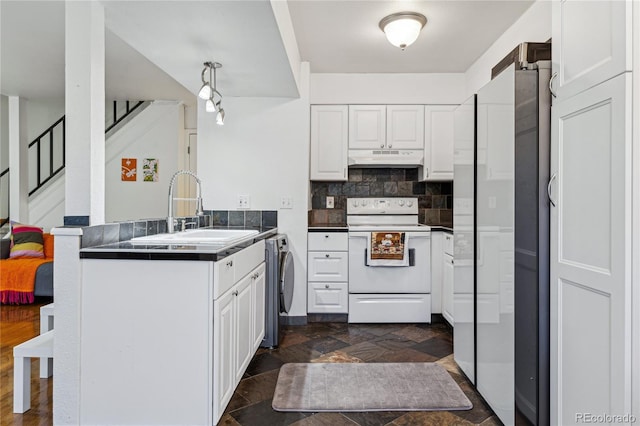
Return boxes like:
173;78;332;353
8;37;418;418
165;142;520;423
9;222;44;259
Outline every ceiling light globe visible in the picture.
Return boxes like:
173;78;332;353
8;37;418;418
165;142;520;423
379;12;427;51
198;83;212;100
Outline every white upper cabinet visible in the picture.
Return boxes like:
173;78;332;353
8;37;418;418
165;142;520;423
386;105;425;149
310;105;348;181
348;105;386;149
421;105;456;181
551;0;632;100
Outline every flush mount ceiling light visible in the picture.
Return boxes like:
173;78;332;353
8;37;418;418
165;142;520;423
199;61;225;125
379;12;427;50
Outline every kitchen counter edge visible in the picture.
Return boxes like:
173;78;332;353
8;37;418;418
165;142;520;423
79;227;278;261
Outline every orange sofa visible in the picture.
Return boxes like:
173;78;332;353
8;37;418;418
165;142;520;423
0;233;54;304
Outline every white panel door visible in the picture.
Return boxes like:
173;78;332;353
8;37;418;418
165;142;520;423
551;0;632;100
310;105;348;181
423;105;456;181
213;288;235;418
386;105;424;149
252;264;266;351
349;105;386;149
550;74;631;425
234;275;253;384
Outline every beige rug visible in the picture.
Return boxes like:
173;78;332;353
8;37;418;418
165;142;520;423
272;362;473;412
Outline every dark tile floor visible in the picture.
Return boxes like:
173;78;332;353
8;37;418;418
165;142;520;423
220;321;501;426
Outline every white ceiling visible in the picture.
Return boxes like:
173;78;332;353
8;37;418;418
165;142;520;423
289;0;535;73
1;0;536;102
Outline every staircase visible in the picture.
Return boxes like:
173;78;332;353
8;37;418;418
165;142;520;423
0;101;148;225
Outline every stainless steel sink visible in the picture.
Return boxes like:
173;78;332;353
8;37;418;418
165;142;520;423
129;229;259;245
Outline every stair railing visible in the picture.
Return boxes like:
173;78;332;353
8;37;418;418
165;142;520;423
26;100;146;197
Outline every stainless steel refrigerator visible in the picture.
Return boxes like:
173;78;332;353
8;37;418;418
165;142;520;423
453;43;551;426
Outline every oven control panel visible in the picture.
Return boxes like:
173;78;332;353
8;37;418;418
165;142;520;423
347;198;419;215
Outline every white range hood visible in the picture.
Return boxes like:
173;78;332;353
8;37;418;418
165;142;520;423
347;149;424;168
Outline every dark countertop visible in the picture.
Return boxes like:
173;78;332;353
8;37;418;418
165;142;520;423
308;224;348;232
430;225;453;233
80;226;278;261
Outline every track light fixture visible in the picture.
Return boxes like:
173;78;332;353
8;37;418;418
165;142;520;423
199;61;225;125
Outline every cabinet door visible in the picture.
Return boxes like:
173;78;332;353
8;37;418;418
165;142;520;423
310;105;348;181
442;253;454;326
550;74;631;425
349;105;386;149
308;282;348;313
551;0;631;100
213;289;235;417
422;105;456;181
307;251;349;282
386;105;424;149
252;264;266;351
234;275;253;384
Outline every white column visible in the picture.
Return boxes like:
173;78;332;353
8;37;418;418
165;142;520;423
51;227;83;425
64;1;105;225
8;96;28;222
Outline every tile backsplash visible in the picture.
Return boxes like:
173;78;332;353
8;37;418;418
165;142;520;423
310;168;452;226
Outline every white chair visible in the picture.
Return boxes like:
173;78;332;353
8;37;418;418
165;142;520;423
13;330;54;413
39;303;54;378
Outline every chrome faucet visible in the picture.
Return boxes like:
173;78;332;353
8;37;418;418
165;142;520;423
167;170;204;233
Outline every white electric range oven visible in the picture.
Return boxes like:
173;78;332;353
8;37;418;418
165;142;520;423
347;197;431;323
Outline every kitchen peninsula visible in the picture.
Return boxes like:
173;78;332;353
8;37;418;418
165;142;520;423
76;224;276;425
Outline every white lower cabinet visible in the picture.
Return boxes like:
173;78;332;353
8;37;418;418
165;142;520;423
307;231;348;313
442;252;454;325
308;282;348;313
79;240;266;426
214;261;266;421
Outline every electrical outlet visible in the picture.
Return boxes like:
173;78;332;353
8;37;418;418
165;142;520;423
326;196;334;208
280;197;293;209
238;195;250;209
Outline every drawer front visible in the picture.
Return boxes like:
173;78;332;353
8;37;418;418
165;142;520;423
308;232;348;251
443;232;454;255
307;251;348;282
234;239;265;282
213;255;235;299
308;282;348;313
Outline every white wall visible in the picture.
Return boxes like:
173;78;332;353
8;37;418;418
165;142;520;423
310;73;466;105
464;0;552;98
105;101;183;222
197;63;310;318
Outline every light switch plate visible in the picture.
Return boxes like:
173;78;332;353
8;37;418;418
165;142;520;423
280;197;293;209
238;195;250;209
326;196;334;208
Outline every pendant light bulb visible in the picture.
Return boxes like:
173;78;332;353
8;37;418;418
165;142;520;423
198;83;212;100
205;96;216;113
216;107;225;126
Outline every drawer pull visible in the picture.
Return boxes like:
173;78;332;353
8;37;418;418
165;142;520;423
325;284;329;289
325;254;330;258
325;235;329;238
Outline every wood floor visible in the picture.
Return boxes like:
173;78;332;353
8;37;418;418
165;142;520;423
1;299;53;426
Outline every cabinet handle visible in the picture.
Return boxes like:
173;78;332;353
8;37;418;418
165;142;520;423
344;168;347;179
325;284;330;289
549;72;558;98
547;173;557;207
325;254;330;258
450;259;454;264
388;144;392;148
325;235;329;238
233;290;238;296
380;144;384;148
425;168;429;177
